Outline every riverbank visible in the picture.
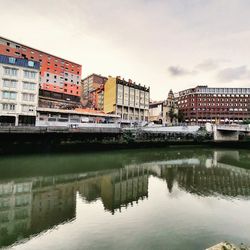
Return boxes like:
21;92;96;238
1;139;250;155
206;242;250;250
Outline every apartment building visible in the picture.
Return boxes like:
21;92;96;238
178;85;250;124
104;77;150;123
0;36;82;108
0;54;40;126
81;74;107;110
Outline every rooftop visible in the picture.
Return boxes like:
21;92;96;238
116;77;150;92
0;54;40;70
0;36;81;67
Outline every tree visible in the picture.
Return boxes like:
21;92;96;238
169;107;175;123
177;110;185;123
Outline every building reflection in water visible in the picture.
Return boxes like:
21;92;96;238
78;166;149;214
0;150;250;248
155;150;250;198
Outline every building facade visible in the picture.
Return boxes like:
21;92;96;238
149;90;178;125
0;54;40;126
149;101;164;123
104;77;150;123
178;85;250;124
0;36;82;108
36;107;119;126
163;89;178;124
81;74;107;110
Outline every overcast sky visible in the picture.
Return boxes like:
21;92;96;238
1;0;250;100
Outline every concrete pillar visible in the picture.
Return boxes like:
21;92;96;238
213;125;239;141
15;115;18;126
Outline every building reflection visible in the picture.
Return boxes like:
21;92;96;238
0;175;79;248
0;150;250;248
78;166;149;213
0;181;33;247
0;167;149;247
153;151;250;198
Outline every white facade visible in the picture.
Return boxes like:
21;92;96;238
0;58;39;125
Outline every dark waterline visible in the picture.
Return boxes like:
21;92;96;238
0;148;250;250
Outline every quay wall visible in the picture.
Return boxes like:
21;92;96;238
0;126;250;155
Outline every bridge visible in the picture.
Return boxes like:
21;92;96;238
213;124;250;141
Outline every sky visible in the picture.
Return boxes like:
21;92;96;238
0;0;250;100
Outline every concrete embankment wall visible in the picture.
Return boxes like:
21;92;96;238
0;125;250;155
0;132;250;155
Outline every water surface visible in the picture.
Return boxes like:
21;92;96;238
0;148;250;250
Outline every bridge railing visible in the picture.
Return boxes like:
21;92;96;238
216;124;249;131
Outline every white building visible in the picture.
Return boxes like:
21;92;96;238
0;55;40;126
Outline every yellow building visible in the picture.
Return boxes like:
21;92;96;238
104;77;150;123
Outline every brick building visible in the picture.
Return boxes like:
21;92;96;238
0;36;82;108
81;74;107;110
178;85;250;124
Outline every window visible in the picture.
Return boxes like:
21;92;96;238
9;57;16;64
28;61;34;67
3;79;17;88
2;91;16;100
24;70;36;79
2;103;15;111
22;105;34;112
22;93;35;102
23;82;36;90
4;67;18;76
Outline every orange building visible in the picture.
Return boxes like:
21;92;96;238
0;36;82;107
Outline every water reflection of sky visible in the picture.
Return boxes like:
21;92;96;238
1;149;250;250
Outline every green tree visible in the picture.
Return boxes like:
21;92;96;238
177;110;185;123
169;107;175;123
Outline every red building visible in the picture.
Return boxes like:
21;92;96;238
177;86;250;124
0;36;82;108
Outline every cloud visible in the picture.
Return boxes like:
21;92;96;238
1;0;250;99
195;59;220;71
168;66;197;77
216;65;250;82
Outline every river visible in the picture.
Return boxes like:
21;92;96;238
0;147;250;250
